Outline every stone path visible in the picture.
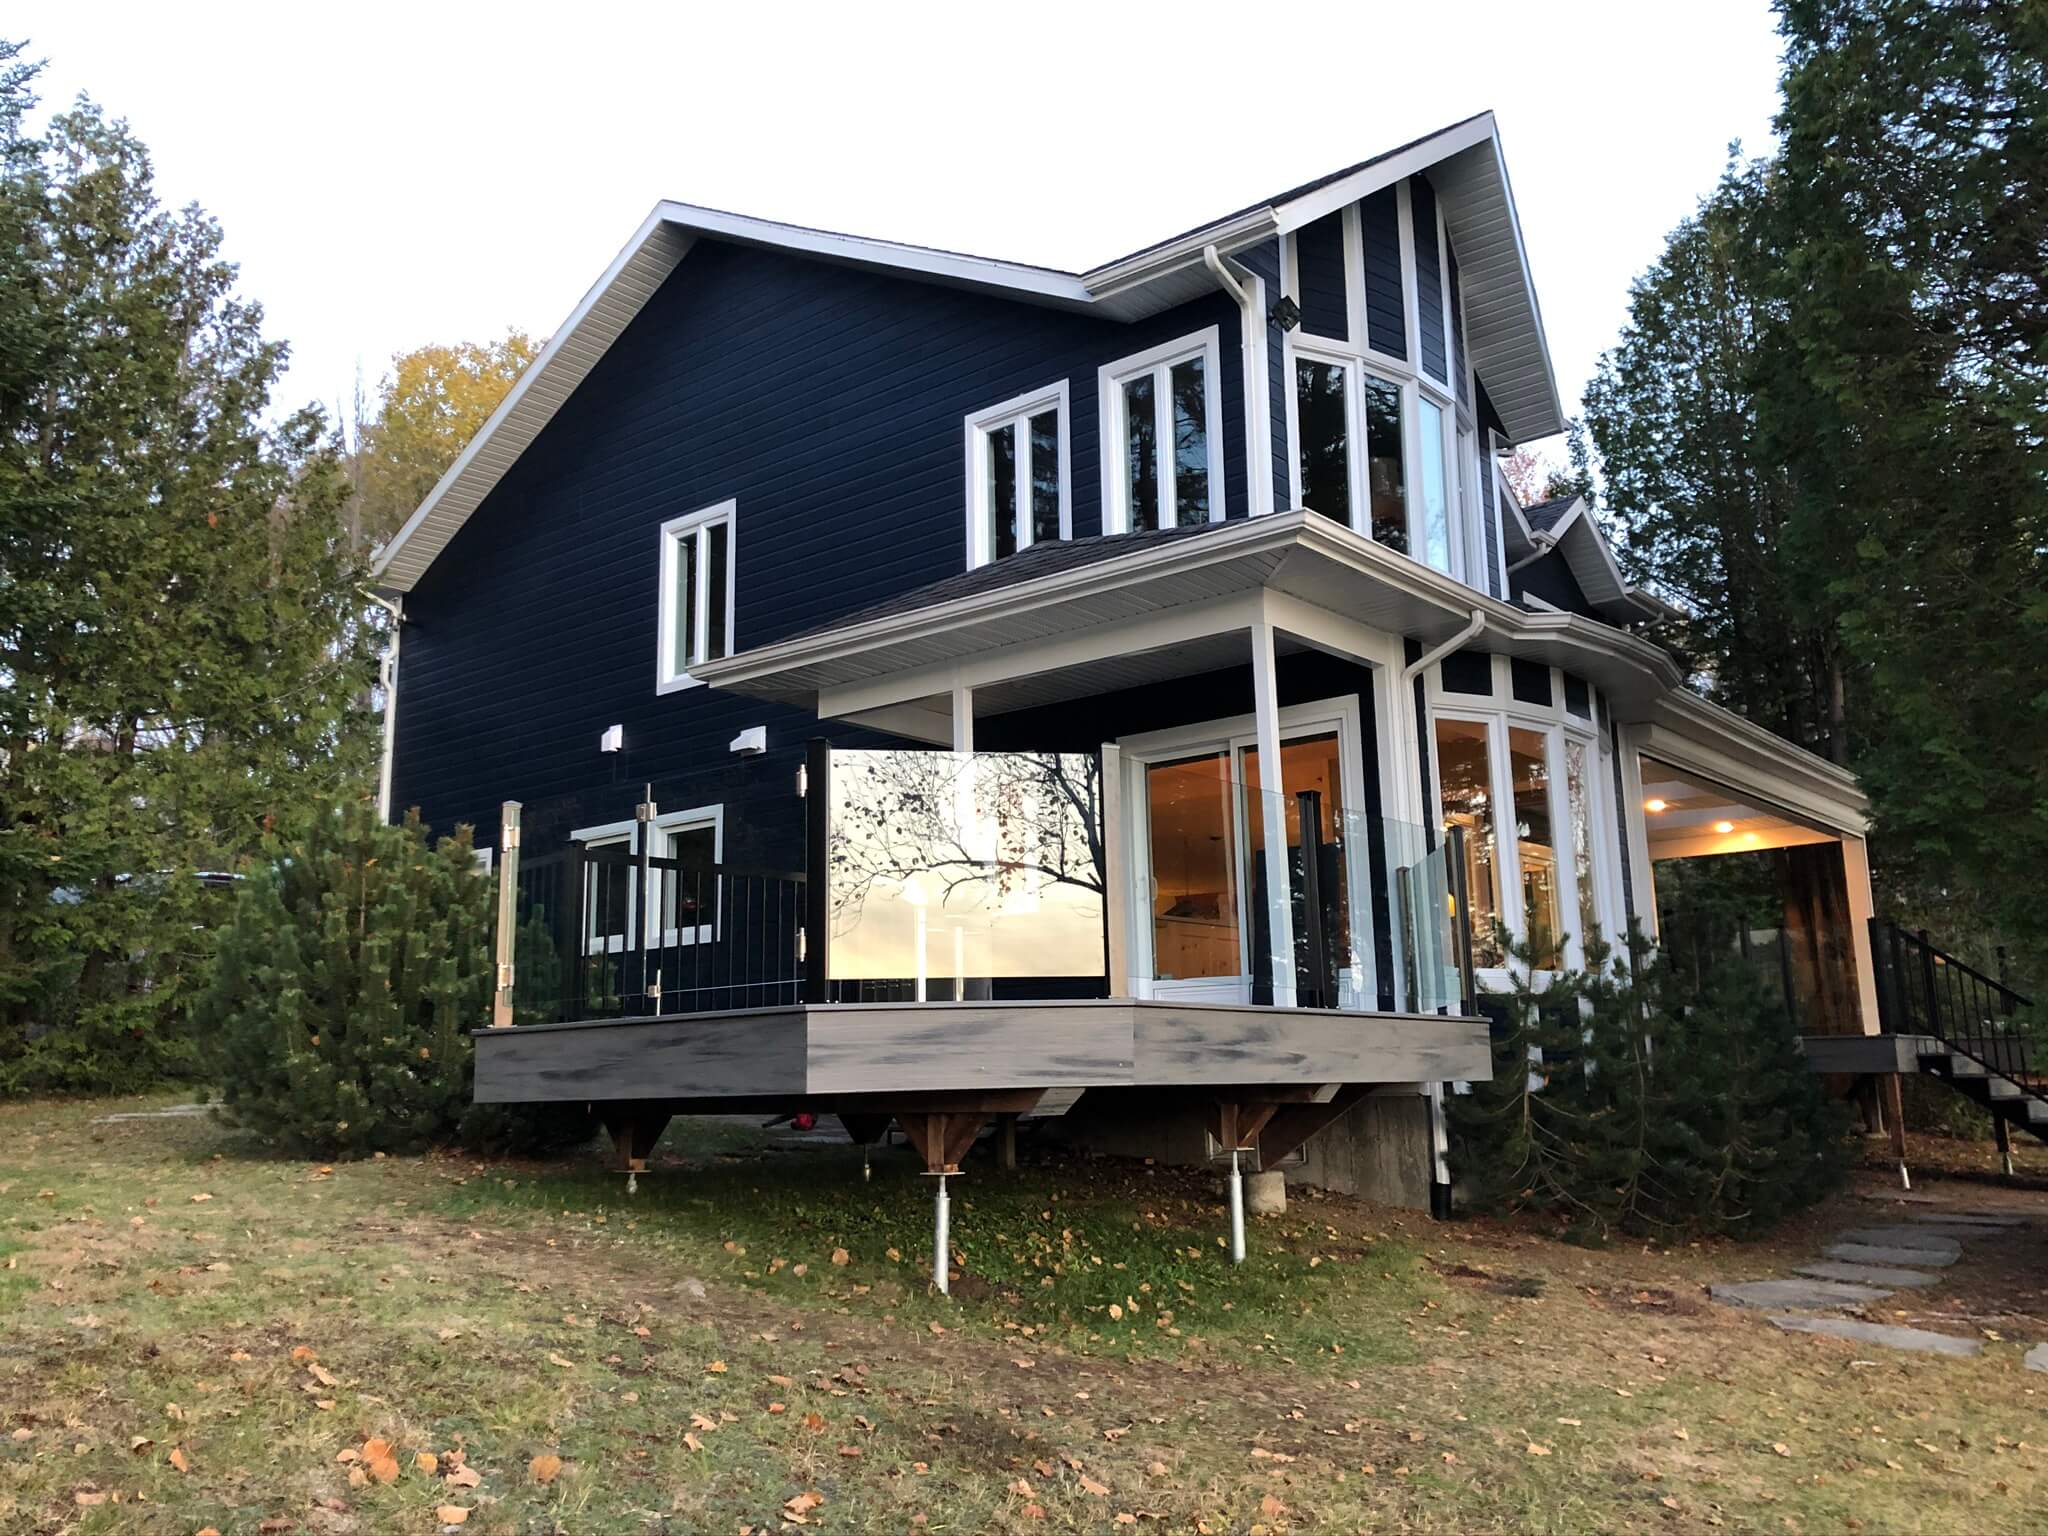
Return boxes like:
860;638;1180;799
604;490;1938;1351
1712;1206;2033;1359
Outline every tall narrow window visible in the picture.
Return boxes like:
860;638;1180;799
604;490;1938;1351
1295;357;1350;525
1103;331;1224;532
1363;374;1406;551
1416;395;1451;574
967;383;1068;566
1434;717;1502;967
1509;726;1562;968
657;500;736;692
1565;737;1599;950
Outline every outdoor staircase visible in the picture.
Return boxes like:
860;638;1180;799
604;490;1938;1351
1870;919;2042;1153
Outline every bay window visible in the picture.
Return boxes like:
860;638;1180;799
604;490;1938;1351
967;381;1069;567
1102;330;1224;532
1416;395;1452;574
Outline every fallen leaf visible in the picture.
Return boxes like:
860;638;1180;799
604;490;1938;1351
168;1447;190;1473
684;1432;703;1452
436;1506;470;1525
547;1353;575;1371
831;1248;850;1266
1080;1475;1111;1497
786;1490;825;1515
367;1453;400;1484
1772;1443;1792;1458
416;1452;439;1475
189;1193;213;1202
801;1411;826;1432
362;1437;393;1462
1260;1494;1287;1518
837;1445;861;1458
1108;1304;1124;1321
1526;1443;1552;1457
446;1466;482;1489
705;1360;728;1375
308;1364;338;1387
529;1453;563;1485
291;1346;317;1364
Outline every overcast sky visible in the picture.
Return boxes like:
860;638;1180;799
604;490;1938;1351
17;2;1783;461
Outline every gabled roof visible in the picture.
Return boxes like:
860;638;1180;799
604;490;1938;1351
1499;490;1685;627
374;112;1562;593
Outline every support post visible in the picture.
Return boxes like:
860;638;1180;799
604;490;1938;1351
1882;1074;1911;1190
1248;621;1296;1007
1996;1112;2015;1178
491;801;521;1028
803;739;831;1004
1446;824;1478;1014
636;787;656;1009
949;683;974;753
1427;1083;1453;1220
997;1112;1018;1171
932;1172;952;1295
1227;1148;1246;1265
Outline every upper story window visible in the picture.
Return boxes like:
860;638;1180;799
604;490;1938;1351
966;381;1069;567
1283;178;1492;587
1101;329;1225;532
657;500;735;693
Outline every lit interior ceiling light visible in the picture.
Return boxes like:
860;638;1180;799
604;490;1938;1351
1714;820;1735;834
1644;798;1668;813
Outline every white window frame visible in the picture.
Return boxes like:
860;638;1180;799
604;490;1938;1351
1284;340;1362;529
656;500;737;694
1425;657;1615;979
571;805;725;954
1099;328;1227;534
965;380;1070;568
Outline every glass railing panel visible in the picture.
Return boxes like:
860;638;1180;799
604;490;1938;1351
824;749;1108;1001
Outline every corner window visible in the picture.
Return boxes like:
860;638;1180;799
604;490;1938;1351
1294;355;1351;526
1362;374;1406;551
657;501;735;693
1102;330;1224;532
967;382;1069;567
1434;717;1504;968
1416;396;1451;575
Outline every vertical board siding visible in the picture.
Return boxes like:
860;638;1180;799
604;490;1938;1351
392;240;1245;851
1294;212;1349;341
1234;239;1292;515
1411;176;1447;383
1360;188;1407;360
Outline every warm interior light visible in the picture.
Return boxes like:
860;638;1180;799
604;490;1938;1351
1714;820;1735;835
1644;798;1668;813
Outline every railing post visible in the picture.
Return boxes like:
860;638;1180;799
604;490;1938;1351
803;738;831;1004
1446;824;1478;1016
1918;927;1941;1039
490;801;521;1028
636;786;656;1013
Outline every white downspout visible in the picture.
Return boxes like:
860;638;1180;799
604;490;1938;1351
1203;244;1274;519
362;590;403;821
1503;531;1558;576
1402;608;1487;685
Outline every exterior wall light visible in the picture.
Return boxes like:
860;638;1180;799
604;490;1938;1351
1713;820;1735;834
1644;798;1667;813
1270;296;1302;331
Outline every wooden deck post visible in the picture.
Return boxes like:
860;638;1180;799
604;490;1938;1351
997;1112;1018;1171
1881;1074;1910;1189
490;801;521;1028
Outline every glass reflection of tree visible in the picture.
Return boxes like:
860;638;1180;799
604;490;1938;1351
828;751;1105;935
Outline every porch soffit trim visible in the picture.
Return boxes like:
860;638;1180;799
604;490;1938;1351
373;116;1559;594
1637;699;1869;836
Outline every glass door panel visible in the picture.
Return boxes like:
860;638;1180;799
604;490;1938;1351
1144;753;1244;987
1242;731;1353;1008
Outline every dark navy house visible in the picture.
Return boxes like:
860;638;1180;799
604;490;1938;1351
373;112;1883;1256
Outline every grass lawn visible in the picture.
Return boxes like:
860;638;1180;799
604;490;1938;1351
3;1096;2047;1534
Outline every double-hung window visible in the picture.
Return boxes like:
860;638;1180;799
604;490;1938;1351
657;500;735;693
1101;329;1225;532
966;382;1069;567
574;806;725;955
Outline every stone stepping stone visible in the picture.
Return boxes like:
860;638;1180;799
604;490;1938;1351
1910;1212;2025;1229
1795;1259;1942;1289
1825;1241;1959;1268
2025;1343;2048;1374
1711;1278;1892;1310
1771;1315;1982;1357
1833;1228;1964;1257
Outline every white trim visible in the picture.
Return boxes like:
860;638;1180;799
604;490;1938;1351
1098;328;1227;534
965;379;1071;569
570;805;725;952
656;499;738;694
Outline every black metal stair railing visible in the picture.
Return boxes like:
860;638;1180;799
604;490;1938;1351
1868;917;2039;1088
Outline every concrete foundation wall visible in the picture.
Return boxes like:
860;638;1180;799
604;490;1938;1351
1051;1088;1434;1211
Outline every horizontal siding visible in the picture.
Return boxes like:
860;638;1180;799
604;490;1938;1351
1294;211;1348;342
393;240;1245;851
1360;187;1406;360
1411;176;1447;383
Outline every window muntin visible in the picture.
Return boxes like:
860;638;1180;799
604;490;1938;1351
657;501;736;693
1294;356;1351;525
1434;716;1504;968
967;383;1069;567
1102;330;1224;533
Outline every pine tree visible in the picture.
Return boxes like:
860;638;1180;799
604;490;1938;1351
0;47;378;1091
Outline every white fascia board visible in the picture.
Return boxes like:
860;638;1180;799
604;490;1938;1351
1270;113;1501;234
656;201;1097;308
1080;208;1280;300
1472;127;1564;440
373;206;694;589
1644;695;1868;835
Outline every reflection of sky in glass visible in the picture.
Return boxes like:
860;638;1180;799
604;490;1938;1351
828;751;1105;983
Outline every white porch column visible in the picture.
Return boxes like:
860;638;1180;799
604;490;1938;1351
1841;834;1882;1036
950;683;974;753
1248;621;1296;1008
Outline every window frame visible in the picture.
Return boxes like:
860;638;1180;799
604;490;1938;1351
1099;327;1228;535
571;805;726;954
655;500;737;694
1425;656;1613;978
964;379;1071;569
